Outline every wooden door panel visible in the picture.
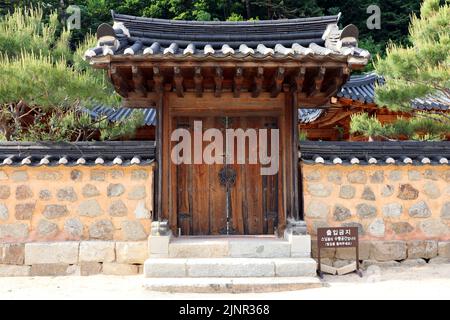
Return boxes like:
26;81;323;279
175;115;279;235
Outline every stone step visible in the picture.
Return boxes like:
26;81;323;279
144;258;317;278
168;237;292;258
143;277;324;293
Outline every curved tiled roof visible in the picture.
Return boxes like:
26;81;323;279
336;73;449;111
336;73;383;104
298;109;325;124
84;11;370;63
86;105;321;125
88;105;157;126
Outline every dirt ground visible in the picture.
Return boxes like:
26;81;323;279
0;264;449;300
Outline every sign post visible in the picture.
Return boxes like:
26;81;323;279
317;227;363;278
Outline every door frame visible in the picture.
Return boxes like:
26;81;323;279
157;90;298;236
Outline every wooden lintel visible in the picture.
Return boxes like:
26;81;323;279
173;66;184;97
131;65;147;97
214;67;223;97
110;66;129;98
233;67;243;98
252;67;264;98
309;67;326;97
271;67;285;98
194;67;203;97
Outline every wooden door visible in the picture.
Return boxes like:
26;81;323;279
174;116;279;235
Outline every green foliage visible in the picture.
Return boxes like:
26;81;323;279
299;130;308;141
0;6;141;141
350;112;450;141
375;0;450;111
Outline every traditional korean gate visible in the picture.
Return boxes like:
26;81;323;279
174;116;279;236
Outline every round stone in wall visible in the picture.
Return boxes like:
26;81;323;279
37;219;58;236
131;170;149;181
347;170;367;184
424;169;439;181
327;170;342;184
368;219;385;237
391;222;414;235
422;181;441;199
382;203;403;218
388;170;402;181
109;200;128;217
0;223;29;239
419;219;449;237
82;184;100;198
0;203;9;221
341;222;364;235
408;170;422;181
397;184;419;200
381;185;395;197
305;171;321;181
361;186;376;201
64;218;83;238
339;185;355;199
57;187;78;202
78;200;102;217
11;171;28;182
43;205;69;219
15;202;36;220
70;170;83;181
89;220;114;240
107;184;125;197
305;200;329;219
408;201;432;218
356;203;377;219
15;185;33;200
333;204;351;221
128;186;147;200
369;171;384;184
307;183;332;197
441;202;450;220
39;189;52;201
134;201;151;219
121;220;147;241
0;185;10;199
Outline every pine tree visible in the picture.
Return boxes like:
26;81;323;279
350;0;449;141
0;7;144;142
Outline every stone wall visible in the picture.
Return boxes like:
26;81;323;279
0;241;148;276
302;164;450;241
0;165;154;243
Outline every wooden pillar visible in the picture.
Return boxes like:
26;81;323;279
154;95;163;221
291;92;300;221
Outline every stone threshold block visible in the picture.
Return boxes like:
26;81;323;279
102;263;139;275
25;242;79;265
116;241;148;264
30;263;80;276
144;258;317;278
143;277;324;293
148;233;172;258
79;241;115;263
0;264;31;277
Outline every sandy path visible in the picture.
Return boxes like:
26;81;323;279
0;264;449;300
